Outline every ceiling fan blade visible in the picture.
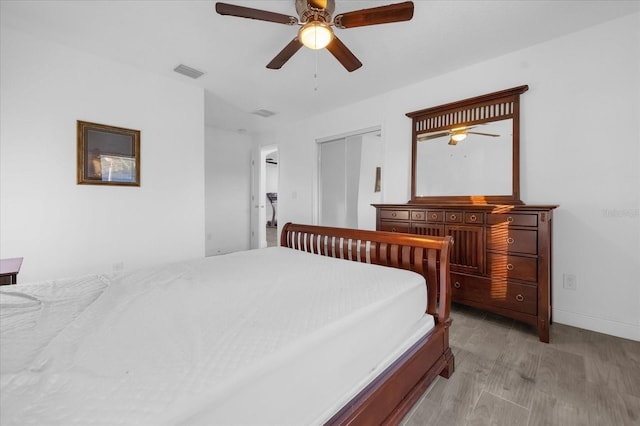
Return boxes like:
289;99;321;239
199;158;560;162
266;38;304;69
467;131;500;137
326;35;362;72
452;125;476;131
333;1;414;29
417;131;450;141
215;2;298;25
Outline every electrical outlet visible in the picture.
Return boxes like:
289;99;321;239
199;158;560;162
563;273;577;290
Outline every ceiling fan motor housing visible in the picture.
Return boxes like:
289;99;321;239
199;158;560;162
296;0;334;23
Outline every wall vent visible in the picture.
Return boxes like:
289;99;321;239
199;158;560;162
252;109;277;118
173;64;204;79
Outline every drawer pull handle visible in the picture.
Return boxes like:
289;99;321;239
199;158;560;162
391;227;397;232
391;212;396;217
507;216;514;223
506;263;514;271
431;213;438;219
469;214;477;222
515;294;524;302
507;237;515;244
454;282;461;289
450;214;457;220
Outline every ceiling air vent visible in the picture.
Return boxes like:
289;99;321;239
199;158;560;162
252;109;277;118
173;64;204;79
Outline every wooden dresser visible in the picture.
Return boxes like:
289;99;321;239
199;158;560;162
374;204;557;342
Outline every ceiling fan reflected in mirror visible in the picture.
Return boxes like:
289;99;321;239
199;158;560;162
417;126;501;146
215;0;415;72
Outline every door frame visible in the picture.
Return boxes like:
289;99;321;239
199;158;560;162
251;145;278;249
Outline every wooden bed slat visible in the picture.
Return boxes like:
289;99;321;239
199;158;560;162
350;239;358;262
401;245;411;270
413;246;425;276
379;242;388;266
369;241;378;265
307;233;313;253
389;244;399;268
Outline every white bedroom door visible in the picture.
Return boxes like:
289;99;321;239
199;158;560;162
250;148;262;249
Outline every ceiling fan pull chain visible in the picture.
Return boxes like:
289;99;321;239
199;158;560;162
314;50;319;91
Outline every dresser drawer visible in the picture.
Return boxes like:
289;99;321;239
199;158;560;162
380;210;409;220
379;222;409;233
465;212;484;224
488;228;537;254
445;211;463;223
487;253;537;282
426;210;444;222
487;213;538;227
451;274;537;315
411;210;427;221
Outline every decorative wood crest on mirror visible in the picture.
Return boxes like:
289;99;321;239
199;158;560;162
407;85;528;205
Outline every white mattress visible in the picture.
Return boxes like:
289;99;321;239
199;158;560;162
0;247;434;426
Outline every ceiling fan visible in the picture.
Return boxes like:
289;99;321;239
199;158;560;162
417;126;501;146
215;0;415;72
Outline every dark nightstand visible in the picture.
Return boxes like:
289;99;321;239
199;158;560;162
0;257;23;285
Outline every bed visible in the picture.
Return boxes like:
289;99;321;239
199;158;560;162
0;223;453;426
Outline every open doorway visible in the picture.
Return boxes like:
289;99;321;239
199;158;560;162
251;145;279;249
265;150;278;247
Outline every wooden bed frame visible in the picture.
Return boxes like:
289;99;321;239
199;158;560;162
280;223;455;425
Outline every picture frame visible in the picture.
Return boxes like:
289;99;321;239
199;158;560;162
77;120;140;186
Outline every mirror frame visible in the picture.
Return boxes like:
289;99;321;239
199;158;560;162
407;85;528;205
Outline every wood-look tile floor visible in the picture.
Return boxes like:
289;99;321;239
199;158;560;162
401;304;640;426
266;226;278;247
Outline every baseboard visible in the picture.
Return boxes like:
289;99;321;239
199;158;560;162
553;308;640;341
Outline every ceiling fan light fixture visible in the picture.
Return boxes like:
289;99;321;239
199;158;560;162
299;21;333;50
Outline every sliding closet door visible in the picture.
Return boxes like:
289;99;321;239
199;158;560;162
318;129;382;230
319;139;347;228
318;135;363;228
344;135;363;228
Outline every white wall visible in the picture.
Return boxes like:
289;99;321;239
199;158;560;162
358;132;383;230
0;27;205;282
257;13;640;341
204;126;252;255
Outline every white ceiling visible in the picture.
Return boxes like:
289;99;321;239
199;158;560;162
2;1;638;134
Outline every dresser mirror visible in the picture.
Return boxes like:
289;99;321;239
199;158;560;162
407;85;529;205
415;118;513;196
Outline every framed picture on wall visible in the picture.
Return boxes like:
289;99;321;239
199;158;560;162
77;120;140;186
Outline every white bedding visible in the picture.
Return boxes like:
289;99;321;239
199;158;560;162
0;247;434;426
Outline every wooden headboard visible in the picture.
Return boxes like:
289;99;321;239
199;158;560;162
280;222;453;325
